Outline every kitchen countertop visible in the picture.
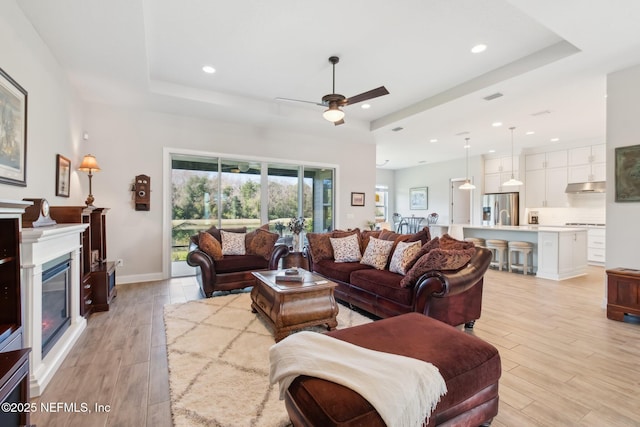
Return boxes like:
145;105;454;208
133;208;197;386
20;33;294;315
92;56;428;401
430;224;592;232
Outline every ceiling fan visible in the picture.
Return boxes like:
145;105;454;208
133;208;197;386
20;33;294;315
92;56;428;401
277;56;389;126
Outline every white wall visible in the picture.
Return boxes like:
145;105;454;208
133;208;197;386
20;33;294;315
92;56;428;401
0;1;84;205
375;168;395;217
1;1;378;283
606;63;640;270
393;155;482;225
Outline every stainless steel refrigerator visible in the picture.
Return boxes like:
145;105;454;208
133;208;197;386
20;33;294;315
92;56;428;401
482;192;519;226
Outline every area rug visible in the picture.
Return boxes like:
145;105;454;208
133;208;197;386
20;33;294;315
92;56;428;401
164;292;373;427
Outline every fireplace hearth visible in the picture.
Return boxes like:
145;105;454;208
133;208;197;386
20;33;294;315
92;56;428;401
20;224;88;397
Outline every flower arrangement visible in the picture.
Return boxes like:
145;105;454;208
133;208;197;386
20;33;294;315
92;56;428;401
274;221;286;236
366;220;376;231
288;216;306;235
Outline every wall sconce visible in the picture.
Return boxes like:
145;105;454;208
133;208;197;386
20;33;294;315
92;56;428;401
78;154;101;207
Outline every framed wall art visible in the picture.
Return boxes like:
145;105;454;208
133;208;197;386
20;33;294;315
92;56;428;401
410;187;428;210
0;67;28;186
351;192;365;206
615;144;640;202
56;154;71;197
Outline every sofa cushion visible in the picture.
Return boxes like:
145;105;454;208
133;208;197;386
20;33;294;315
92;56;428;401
388;240;421;275
440;233;475;250
360;230;382;253
400;247;476;288
204;225;248;243
198;231;224;261
313;260;372;284
213;254;269;273
406;237;441;271
306;232;334;264
406;226;432;246
221;230;247;255
360;237;394;270
246;228;279;260
349;269;414;306
330;234;362;263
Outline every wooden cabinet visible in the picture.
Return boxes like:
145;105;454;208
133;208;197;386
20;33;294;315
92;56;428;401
49;206;116;315
0;349;30;427
587;228;606;265
567;144;606;183
484;155;520;193
606;268;640;321
537;230;587;280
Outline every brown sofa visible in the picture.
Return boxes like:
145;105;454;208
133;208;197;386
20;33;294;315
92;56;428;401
304;228;491;328
187;225;289;297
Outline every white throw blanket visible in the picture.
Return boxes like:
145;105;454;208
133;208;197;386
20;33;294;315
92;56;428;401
269;331;447;427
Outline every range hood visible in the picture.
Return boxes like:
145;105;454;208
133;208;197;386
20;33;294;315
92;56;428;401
565;181;606;193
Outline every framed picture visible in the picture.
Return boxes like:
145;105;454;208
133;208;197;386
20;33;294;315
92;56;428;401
410;187;428;210
351;192;365;206
0;67;28;187
615;144;640;202
56;154;71;197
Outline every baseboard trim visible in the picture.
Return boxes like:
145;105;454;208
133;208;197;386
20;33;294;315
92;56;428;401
116;272;165;285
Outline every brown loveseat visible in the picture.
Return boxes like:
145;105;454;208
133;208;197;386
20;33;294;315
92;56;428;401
187;225;289;297
304;228;491;328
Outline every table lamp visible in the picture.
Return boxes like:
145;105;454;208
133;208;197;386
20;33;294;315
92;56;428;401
78;154;101;207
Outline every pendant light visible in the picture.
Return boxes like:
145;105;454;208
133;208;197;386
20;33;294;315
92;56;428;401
502;126;523;186
459;138;476;190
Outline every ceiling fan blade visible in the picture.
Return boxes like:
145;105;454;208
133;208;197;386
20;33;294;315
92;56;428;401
334;118;345;126
345;86;389;105
275;97;326;106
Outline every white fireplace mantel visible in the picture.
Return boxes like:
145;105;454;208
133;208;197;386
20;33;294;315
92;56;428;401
21;224;89;397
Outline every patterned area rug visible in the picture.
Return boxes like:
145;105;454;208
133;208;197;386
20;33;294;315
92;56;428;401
164;292;373;426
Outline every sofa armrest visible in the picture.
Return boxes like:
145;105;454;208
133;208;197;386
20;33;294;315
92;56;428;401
186;247;217;295
269;244;290;269
413;247;492;314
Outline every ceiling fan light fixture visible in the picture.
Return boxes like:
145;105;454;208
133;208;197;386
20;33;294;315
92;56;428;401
323;104;345;122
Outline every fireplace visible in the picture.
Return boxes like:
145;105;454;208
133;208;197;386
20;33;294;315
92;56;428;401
20;224;88;397
41;254;71;357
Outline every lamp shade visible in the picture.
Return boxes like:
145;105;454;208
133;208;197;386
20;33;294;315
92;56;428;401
459;180;476;190
78;154;101;172
323;105;345;122
502;126;522;186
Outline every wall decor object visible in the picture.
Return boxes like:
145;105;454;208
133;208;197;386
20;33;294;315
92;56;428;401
0;67;28;186
351;192;365;206
132;174;151;211
410;187;428;210
615;144;640;202
56;154;71;197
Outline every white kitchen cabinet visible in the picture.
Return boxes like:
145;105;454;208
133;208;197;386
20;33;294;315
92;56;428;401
537;230;587;280
587;228;606;265
567;144;606;183
525;150;567;170
484;155;520;193
525;166;568;207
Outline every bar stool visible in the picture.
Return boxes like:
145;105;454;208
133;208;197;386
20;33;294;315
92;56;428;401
508;241;534;275
464;237;486;248
485;239;508;271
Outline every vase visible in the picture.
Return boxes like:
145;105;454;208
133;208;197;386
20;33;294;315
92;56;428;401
292;233;302;252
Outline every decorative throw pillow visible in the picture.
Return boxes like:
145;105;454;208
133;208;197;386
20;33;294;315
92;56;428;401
246;228;279;260
306;232;334;263
198;232;223;261
220;230;247;255
330;233;362;263
400;247;476;287
360;229;382;254
407;226;432;246
205;226;247;244
405;237;440;271
389;240;422;275
439;233;475;250
360;237;394;270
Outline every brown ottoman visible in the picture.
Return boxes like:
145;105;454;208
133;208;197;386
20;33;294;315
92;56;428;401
284;312;501;427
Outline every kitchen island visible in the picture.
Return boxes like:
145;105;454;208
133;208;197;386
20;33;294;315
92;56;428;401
430;224;588;280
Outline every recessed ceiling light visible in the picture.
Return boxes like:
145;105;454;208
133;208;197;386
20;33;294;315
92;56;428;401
471;44;487;54
361;103;371;109
202;65;216;74
430;139;438;143
488;149;496;153
550;137;560;142
526;131;535;135
492;122;503;127
463;143;471;149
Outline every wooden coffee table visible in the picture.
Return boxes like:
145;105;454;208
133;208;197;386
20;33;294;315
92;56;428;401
251;269;338;341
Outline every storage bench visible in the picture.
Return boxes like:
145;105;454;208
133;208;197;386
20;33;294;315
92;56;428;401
284;312;501;426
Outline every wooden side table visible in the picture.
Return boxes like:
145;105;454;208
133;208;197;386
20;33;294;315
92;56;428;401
282;251;310;270
606;268;640;322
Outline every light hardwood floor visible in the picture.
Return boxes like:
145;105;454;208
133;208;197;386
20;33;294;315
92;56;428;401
30;266;640;426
